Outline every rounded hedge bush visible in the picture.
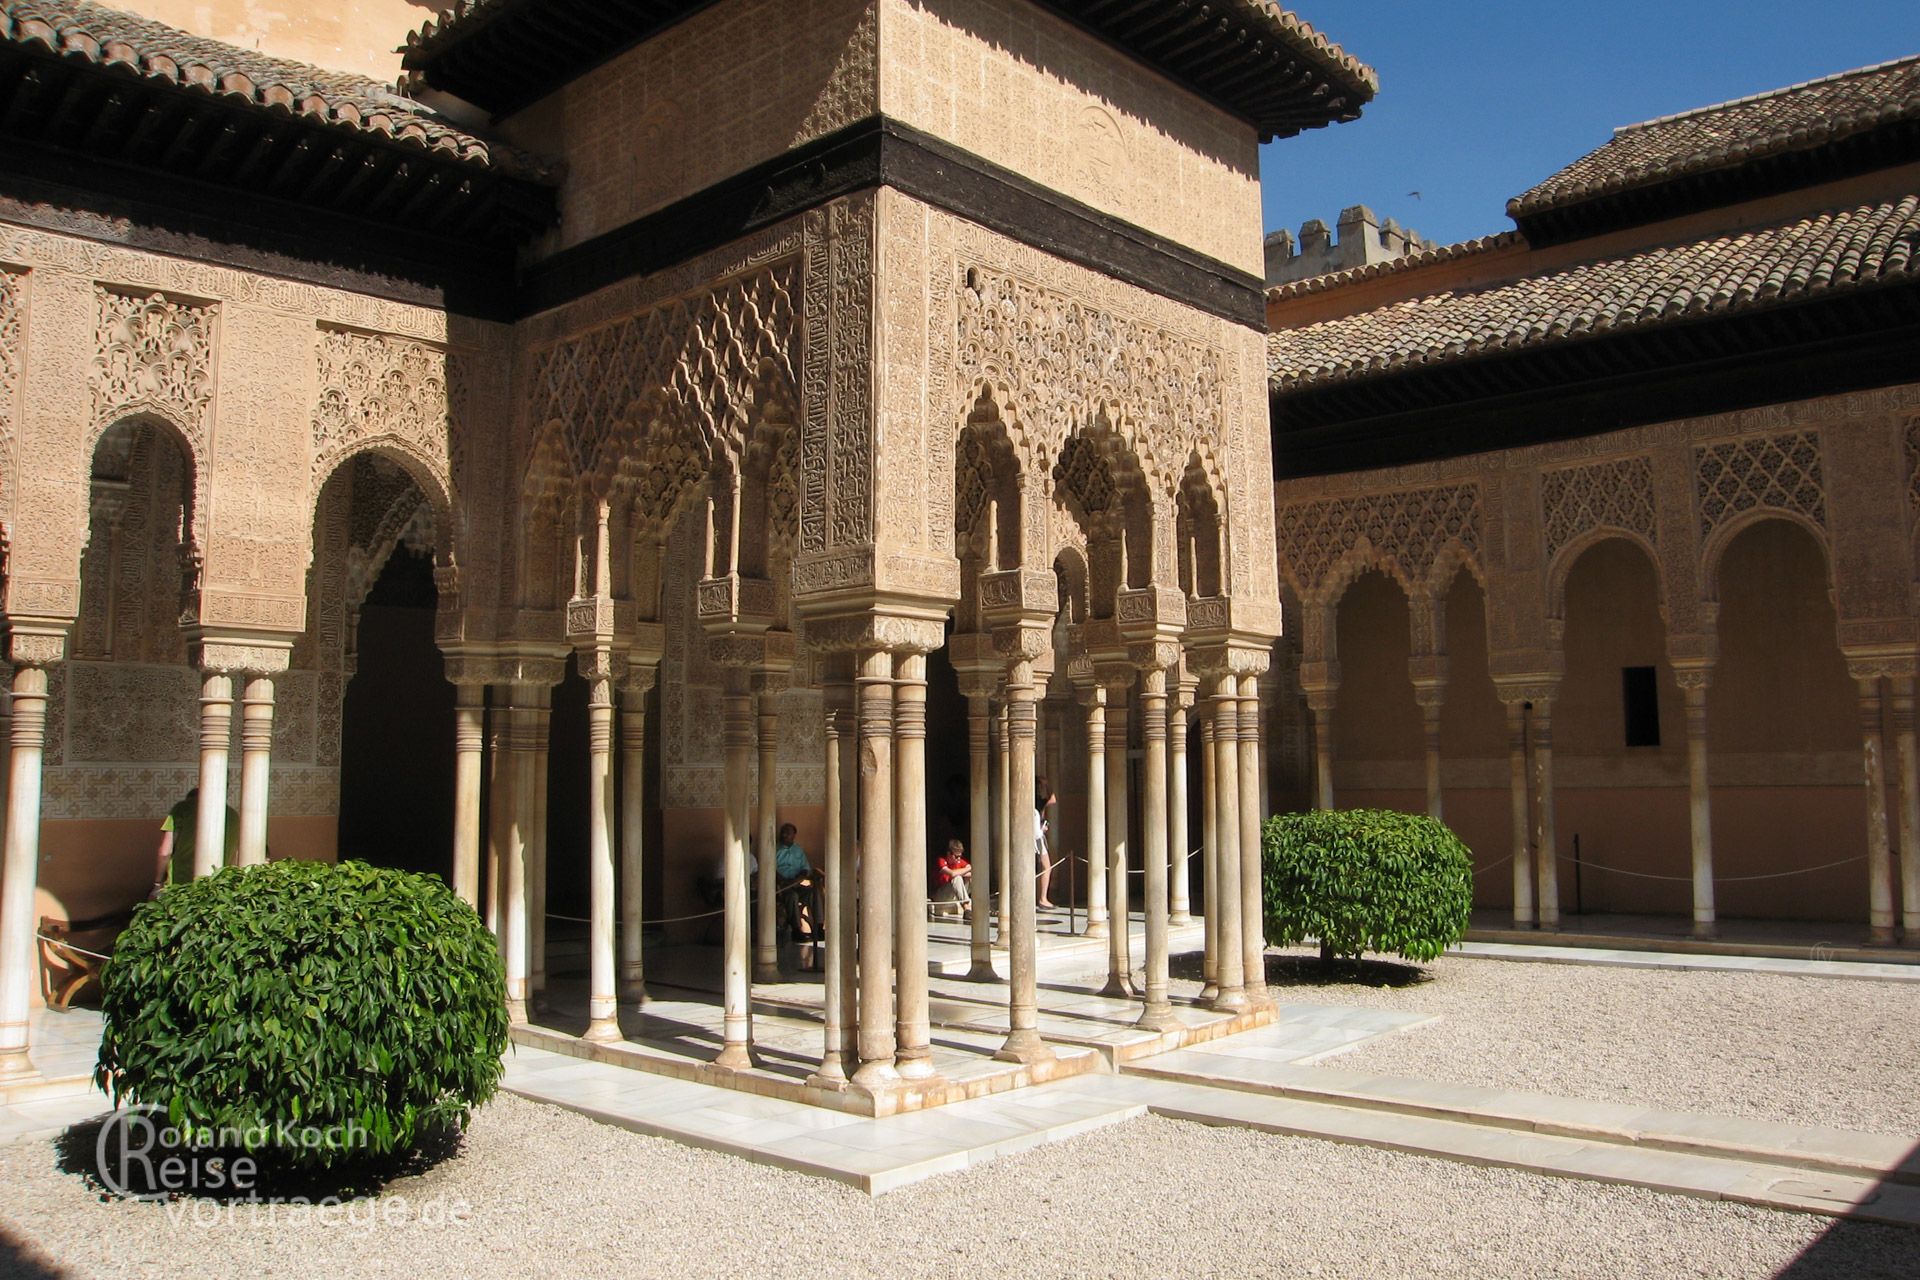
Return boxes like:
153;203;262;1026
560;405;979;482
1262;809;1473;966
96;859;507;1167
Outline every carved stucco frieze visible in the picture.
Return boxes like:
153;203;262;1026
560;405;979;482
91;287;215;459
1694;430;1826;542
1277;483;1482;605
0;266;22;523
312;327;463;511
1541;455;1658;563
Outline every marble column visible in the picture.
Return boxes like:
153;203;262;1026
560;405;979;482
1306;691;1335;810
1531;699;1560;931
834;675;859;1072
503;688;538;1024
582;655;620;1042
1079;683;1109;941
893;649;937;1080
853;646;898;1088
1856;674;1897;944
996;651;1052;1066
236;672;275;867
0;660;53;1081
618;671;653;1001
994;699;1012;932
194;669;235;877
753;677;781;984
452;683;485;908
529;690;552;1001
1890;675;1920;940
1238;669;1269;1006
808;678;851;1088
1675;670;1717;939
1169;675;1195;926
1208;675;1247;1012
1412;684;1445;822
1503;700;1535;927
485;693;509;938
716;667;755;1069
1200;712;1219;996
1101;671;1134;998
964;688;998;979
1135;659;1177;1030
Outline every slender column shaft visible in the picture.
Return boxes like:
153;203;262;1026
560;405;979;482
1891;676;1920;939
0;666;51;1080
1532;702;1560;930
530;694;551;997
995;662;1051;1065
583;667;620;1041
452;685;485;907
1209;679;1246;1011
1102;690;1134;997
835;690;858;1070
0;685;12;895
965;693;997;977
194;671;234;877
1681;681;1717;939
485;696;508;937
1238;673;1267;1005
1169;691;1192;925
809;686;849;1086
1310;701;1334;810
503;691;535;1023
753;687;780;983
619;695;647;999
1137;666;1175;1029
716;669;755;1068
893;651;937;1079
1083;689;1109;940
994;702;1011;931
852;648;898;1088
236;674;275;867
1200;714;1218;992
1505;701;1535;927
1858;677;1897;943
1417;695;1444;822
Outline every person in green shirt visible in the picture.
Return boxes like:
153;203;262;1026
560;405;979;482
153;787;239;893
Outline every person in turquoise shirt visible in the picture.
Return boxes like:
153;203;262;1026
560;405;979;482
773;823;822;971
153;787;239;893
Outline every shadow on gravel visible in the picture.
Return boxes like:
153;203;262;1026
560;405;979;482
53;1113;467;1204
1170;951;1433;990
0;1223;68;1279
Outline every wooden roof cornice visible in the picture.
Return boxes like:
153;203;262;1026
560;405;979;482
399;0;1378;139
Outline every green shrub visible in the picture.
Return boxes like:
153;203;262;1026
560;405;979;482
1262;809;1473;966
96;859;507;1167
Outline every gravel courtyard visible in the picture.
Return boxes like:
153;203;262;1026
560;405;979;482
1248;950;1920;1136
1;1091;1913;1280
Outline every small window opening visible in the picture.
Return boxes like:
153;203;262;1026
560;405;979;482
1622;666;1660;747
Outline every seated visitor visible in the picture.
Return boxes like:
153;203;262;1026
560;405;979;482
934;839;973;914
152;787;240;895
774;822;823;970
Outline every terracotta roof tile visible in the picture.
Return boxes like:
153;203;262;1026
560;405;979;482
1;0;558;181
1510;55;1920;223
1269;192;1920;392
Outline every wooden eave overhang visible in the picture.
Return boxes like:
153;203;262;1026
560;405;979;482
1269;277;1920;479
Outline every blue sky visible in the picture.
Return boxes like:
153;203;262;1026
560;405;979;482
1261;3;1920;249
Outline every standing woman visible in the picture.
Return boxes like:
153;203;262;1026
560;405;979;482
1034;779;1058;910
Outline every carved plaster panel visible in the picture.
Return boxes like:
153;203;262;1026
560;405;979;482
1541;455;1658;562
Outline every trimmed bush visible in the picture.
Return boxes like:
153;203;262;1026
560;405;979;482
96;859;507;1167
1262;809;1473;966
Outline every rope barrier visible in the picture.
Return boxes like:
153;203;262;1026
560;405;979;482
1562;853;1867;884
544;880;808;929
1473;853;1514;878
36;932;113;961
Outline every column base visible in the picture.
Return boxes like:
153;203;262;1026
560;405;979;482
805;1058;850;1091
1691;921;1719;941
1199;981;1219;1001
619;982;649;1005
1134;1002;1180;1033
850;1059;900;1090
1513;915;1535;929
1869;924;1898;946
583;1017;624;1044
712;1042;755;1072
993;1030;1055;1065
1085;919;1109;939
1536;919;1561;933
1170;911;1193;926
0;1048;38;1083
1097;975;1136;999
963;959;1001;982
752;962;782;985
1209;987;1250;1014
506;998;529;1024
894;1054;941;1083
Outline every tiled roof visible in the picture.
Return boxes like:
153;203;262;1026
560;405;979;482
1269;193;1920;393
1;0;557;180
1510;55;1920;224
401;0;1378;136
1264;231;1523;301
